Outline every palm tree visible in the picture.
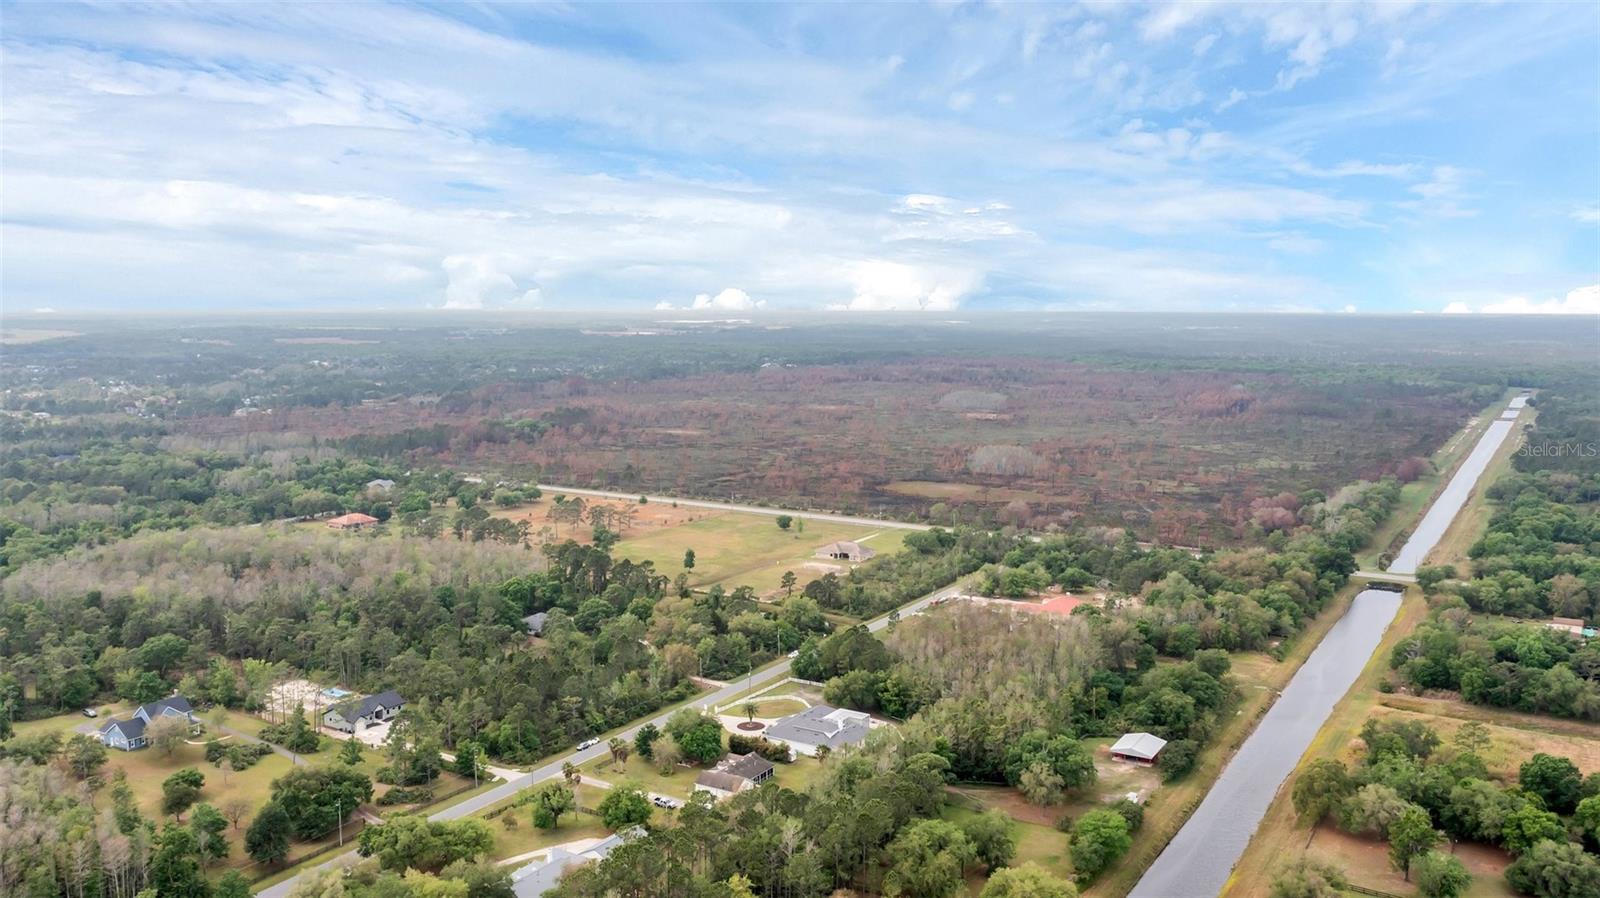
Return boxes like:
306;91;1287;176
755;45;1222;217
561;761;579;786
606;737;629;769
743;700;759;723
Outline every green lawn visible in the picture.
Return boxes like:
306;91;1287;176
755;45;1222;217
943;803;1072;884
105;736;295;875
584;750;708;798
770;756;827;793
614;512;901;595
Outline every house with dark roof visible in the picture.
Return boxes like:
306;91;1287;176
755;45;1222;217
98;696;198;751
322;690;405;733
523;612;549;637
764;704;872;757
693;752;776;800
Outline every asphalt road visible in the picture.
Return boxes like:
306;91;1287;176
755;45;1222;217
534;484;933;531
255;577;964;896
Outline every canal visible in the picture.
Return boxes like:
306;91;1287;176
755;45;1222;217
1128;394;1528;898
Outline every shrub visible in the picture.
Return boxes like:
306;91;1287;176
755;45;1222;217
727;733;792;763
1157;739;1199;782
377;786;434;806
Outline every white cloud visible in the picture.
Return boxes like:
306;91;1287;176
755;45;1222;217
829;261;982;311
1440;285;1600;315
1573;205;1600;224
690;287;764;311
652;300;675;310
1342;304;1357;313
441;254;539;310
1217;88;1247;112
1403;165;1474;218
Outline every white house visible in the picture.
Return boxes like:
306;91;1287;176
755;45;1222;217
98;696;198;751
322;690;405;733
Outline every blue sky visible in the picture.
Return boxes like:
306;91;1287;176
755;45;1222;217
2;1;1596;314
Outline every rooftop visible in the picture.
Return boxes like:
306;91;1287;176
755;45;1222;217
1110;732;1168;760
765;704;871;749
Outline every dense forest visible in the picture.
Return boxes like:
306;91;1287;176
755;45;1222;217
6;315;1578;545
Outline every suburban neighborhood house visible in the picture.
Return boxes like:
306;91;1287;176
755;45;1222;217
764;705;872;756
509;827;643;898
326;512;380;530
693;752;776;800
1110;732;1168;765
815;540;874;562
366;478;396;493
97;696;198;751
322;690;406;733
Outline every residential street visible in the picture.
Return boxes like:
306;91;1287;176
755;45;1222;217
254;577;962;896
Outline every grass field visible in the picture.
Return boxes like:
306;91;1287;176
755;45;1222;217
585;750;704;798
943;801;1072;889
484;783;612;861
611;510;905;595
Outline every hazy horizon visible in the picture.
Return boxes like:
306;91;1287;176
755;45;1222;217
2;1;1597;316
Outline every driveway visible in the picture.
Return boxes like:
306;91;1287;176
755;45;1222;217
254;578;964;897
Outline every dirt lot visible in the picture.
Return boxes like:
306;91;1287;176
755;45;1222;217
1299;827;1518;898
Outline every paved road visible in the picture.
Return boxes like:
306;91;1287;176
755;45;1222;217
255;579;963;896
1351;570;1417;585
535;484;933;531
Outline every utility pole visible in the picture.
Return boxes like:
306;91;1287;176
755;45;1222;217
336;798;343;847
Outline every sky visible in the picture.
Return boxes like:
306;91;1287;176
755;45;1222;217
2;1;1597;315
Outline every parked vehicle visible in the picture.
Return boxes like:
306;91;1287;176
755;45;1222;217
576;737;599;751
81;708;98;718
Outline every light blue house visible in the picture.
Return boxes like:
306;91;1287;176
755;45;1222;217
98;696;198;751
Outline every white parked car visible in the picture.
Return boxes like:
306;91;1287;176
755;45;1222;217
576;738;599;751
787;650;799;658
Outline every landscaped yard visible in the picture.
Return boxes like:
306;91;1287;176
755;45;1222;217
584;750;706;798
484;783;613;861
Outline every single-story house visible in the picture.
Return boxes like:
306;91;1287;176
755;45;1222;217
524;612;549;637
816;540;875;563
765;705;871;757
694;753;777;800
1110;732;1168;765
1546;617;1596;638
366;479;396;493
98;696;198;751
510;827;642;898
322;690;405;733
327;512;380;530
